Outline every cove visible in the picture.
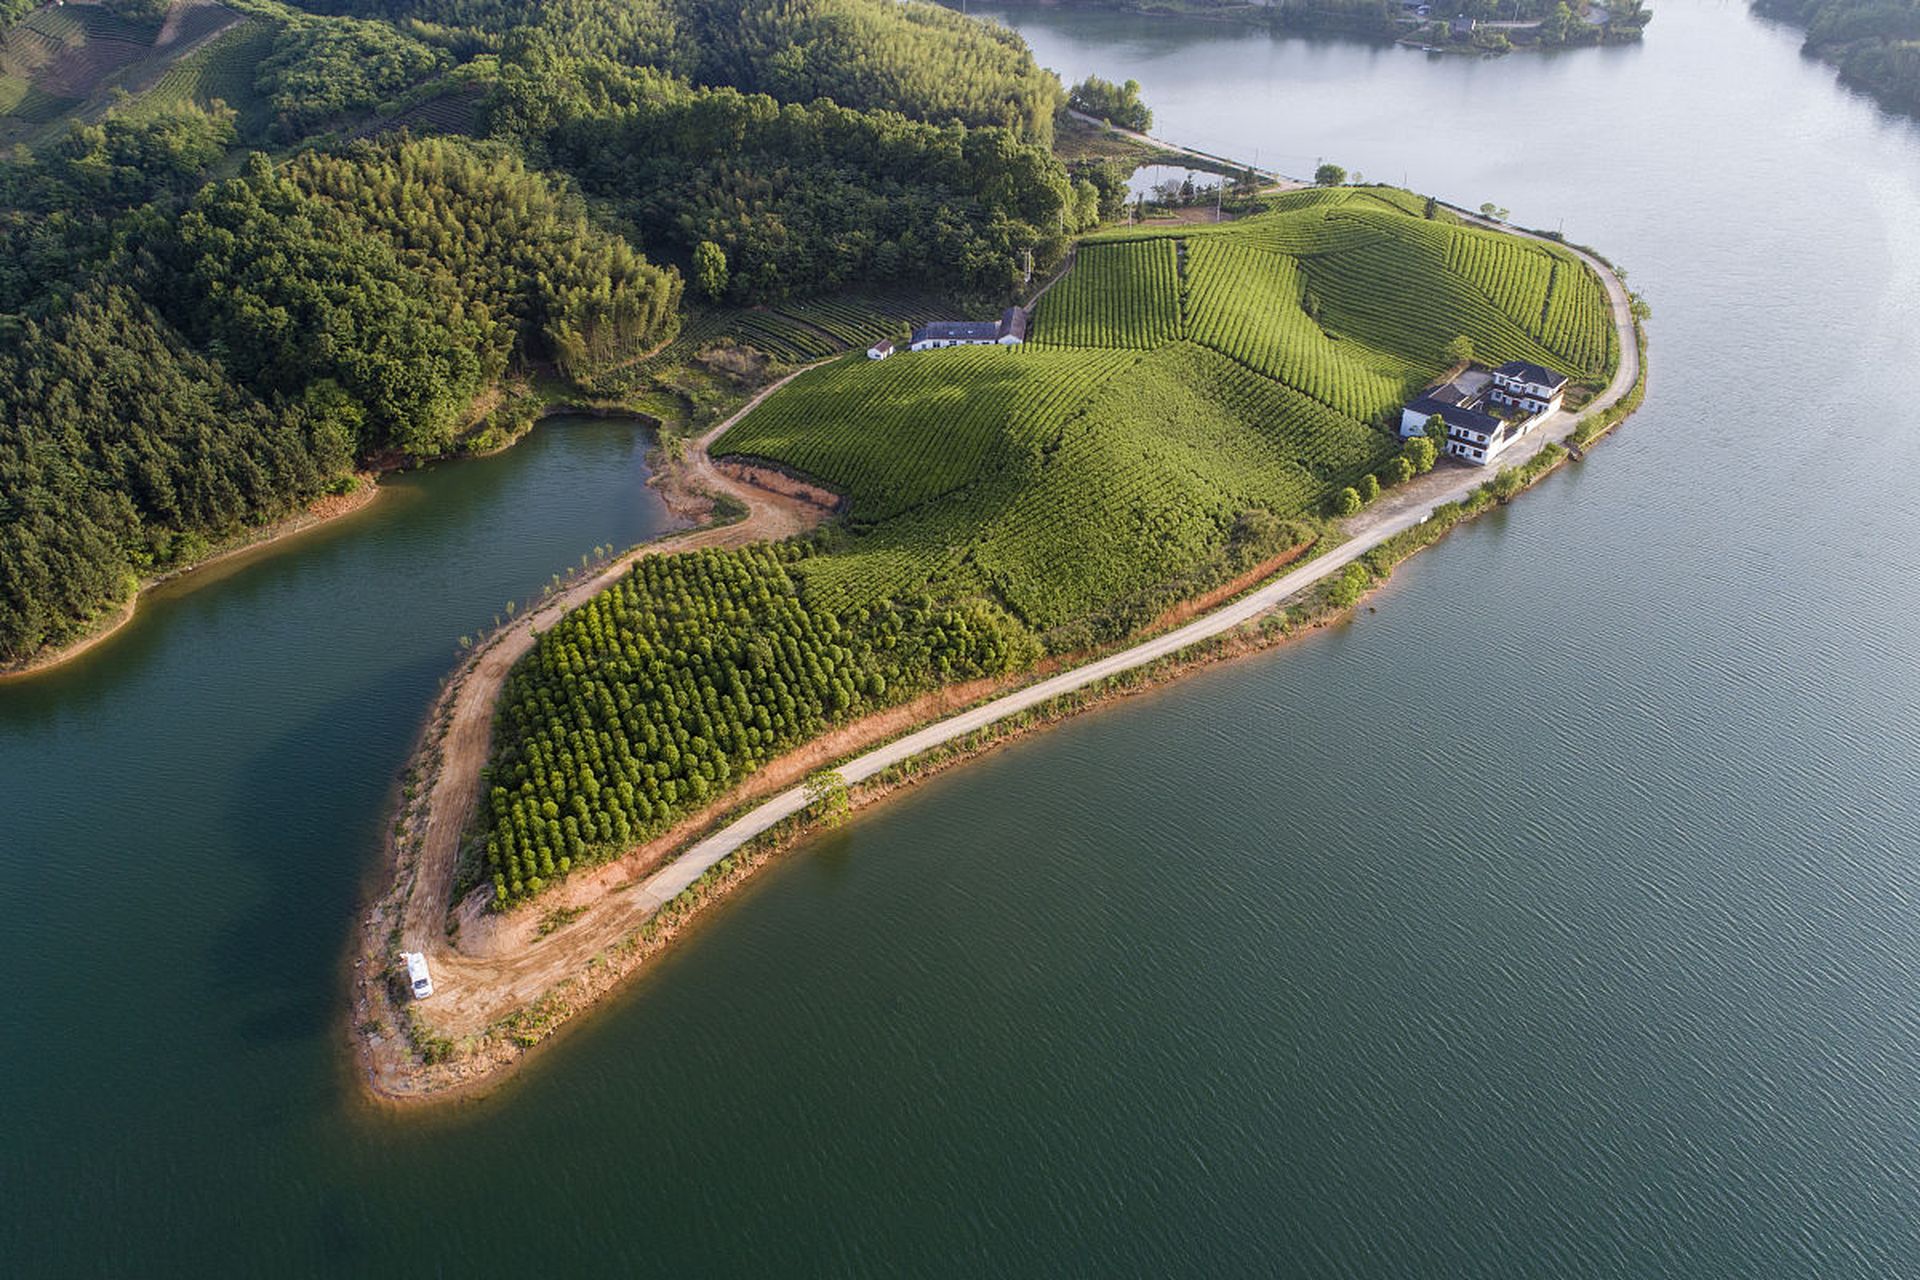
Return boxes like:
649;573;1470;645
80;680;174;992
8;3;1920;1274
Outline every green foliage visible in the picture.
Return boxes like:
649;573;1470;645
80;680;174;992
173;156;495;457
121;20;278;139
1403;435;1437;474
508;62;1085;304
1315;162;1347;186
693;240;728;302
1181;235;1408;420
480;543;1031;904
1032;241;1181;349
1324;562;1372;610
256;16;448;141
285;136;682;378
1335;486;1362;516
688;0;1060;142
0;281;326;661
718;346;1141;523
721;336;1388;635
1067;74;1150;131
804;770;852;828
1360;472;1381;503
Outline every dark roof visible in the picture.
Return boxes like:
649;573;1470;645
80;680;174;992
1425;382;1474;407
1407;396;1503;437
869;338;894;351
913;321;1001;343
999;307;1028;340
1450;15;1474;32
1493;360;1569;390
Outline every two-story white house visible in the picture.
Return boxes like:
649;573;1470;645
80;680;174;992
1400;393;1515;467
908;307;1028;351
1486;360;1569;417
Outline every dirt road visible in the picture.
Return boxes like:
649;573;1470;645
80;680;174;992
387;371;833;1010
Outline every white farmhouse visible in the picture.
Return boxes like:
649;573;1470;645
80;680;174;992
908;307;1028;351
1486;360;1570;416
867;338;895;360
1401;394;1516;467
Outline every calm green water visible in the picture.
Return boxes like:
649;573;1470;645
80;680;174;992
9;5;1920;1274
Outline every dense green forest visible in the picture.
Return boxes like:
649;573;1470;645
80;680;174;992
0;0;1090;664
1756;0;1920;114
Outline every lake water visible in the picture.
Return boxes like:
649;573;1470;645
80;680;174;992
8;4;1920;1273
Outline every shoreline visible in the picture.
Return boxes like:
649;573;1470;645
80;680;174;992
0;478;383;682
349;226;1645;1105
0;394;683;683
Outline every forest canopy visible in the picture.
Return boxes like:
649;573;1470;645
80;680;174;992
0;0;1081;664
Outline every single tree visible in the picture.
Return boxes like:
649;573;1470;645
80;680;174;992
1361;473;1382;503
693;240;729;301
1403;436;1437;474
1335;486;1363;517
1315;162;1347;187
805;770;852;829
1444;334;1474;367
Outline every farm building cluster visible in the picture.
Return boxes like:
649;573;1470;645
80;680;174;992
1399;361;1570;466
869;308;1028;358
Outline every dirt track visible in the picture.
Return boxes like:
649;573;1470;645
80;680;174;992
377;372;833;1037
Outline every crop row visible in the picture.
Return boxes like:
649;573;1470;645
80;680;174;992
1032;240;1181;349
1183;238;1408;421
1444;227;1556;336
480;543;1028;904
1538;256;1615;373
716;346;1140;524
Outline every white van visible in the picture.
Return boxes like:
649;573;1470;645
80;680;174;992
401;951;433;1000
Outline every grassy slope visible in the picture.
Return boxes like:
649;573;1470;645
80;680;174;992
715;187;1619;637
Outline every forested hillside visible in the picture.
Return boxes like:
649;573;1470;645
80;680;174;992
1756;0;1920;115
0;0;1085;665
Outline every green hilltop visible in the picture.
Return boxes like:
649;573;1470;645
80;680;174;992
469;188;1620;907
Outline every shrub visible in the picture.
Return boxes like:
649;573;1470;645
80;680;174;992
1335;486;1363;516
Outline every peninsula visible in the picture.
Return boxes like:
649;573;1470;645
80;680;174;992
353;182;1645;1101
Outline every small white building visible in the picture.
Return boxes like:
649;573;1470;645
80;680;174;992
867;338;895;360
1487;360;1569;417
908;307;1027;352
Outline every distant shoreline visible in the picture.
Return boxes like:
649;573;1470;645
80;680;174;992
0;478;382;682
